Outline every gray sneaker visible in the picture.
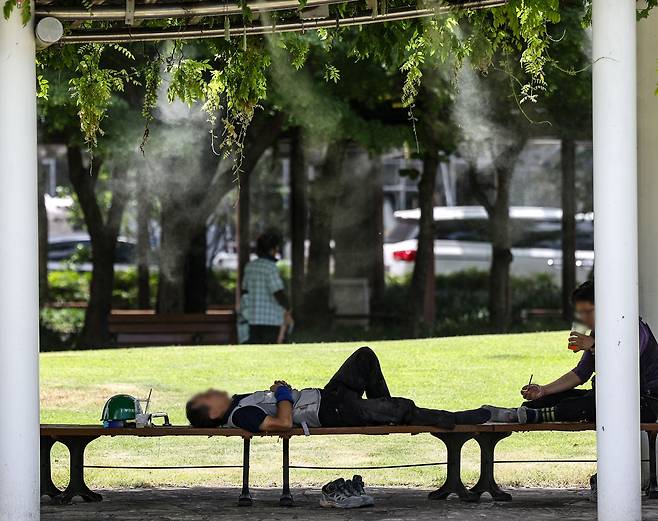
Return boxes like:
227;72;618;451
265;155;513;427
516;406;532;424
320;478;364;509
481;405;519;423
351;475;374;507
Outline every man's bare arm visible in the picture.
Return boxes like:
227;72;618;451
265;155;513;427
521;371;582;400
543;371;582;394
259;401;293;431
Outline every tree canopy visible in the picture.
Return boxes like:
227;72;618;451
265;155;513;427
4;0;610;162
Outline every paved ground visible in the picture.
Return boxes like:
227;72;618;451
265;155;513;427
41;487;658;521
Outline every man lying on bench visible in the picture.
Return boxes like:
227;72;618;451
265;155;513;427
185;346;491;432
486;280;658;424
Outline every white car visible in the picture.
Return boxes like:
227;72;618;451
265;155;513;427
48;233;137;272
383;206;594;283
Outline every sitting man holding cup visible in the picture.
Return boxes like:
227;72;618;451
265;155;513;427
485;281;658;424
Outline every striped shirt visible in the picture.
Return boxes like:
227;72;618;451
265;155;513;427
241;257;286;326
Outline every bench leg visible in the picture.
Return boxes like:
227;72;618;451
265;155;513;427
646;431;658;499
51;436;102;505
280;437;294;507
429;433;479;503
470;432;512;502
238;438;253;506
40;436;62;498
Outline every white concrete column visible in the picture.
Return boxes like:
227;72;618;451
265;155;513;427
592;1;641;520
0;3;41;521
638;6;658;329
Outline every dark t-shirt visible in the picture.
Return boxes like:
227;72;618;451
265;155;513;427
572;318;658;394
222;394;268;433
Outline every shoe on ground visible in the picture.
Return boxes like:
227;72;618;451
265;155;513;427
351;475;374;507
319;478;365;509
589;473;597;503
481;405;519;423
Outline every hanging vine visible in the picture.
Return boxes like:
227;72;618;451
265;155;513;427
68;44;137;148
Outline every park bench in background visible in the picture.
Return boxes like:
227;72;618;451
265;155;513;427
108;309;237;347
40;423;658;507
519;308;563;323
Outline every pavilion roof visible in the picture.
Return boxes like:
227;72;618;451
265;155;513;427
35;0;506;44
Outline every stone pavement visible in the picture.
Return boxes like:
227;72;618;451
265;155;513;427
41;487;658;521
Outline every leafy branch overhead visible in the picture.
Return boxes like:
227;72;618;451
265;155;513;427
3;0;30;24
25;0;638;156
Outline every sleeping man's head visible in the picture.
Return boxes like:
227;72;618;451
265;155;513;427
186;389;232;427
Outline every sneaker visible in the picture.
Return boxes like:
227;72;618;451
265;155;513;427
320;478;364;509
481;405;519;423
351;475;374;506
516;406;540;424
343;479;369;507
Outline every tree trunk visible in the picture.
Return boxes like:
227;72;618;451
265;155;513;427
332;150;386;318
83;238;117;345
38;167;48;306
561;138;577;321
468;141;523;333
136;172;151;309
289;127;307;314
304;140;348;323
369;158;386;314
488;169;513;332
68;147;128;346
167;111;286;314
157;199;190;314
489;225;513;331
184;224;208;313
410;151;438;333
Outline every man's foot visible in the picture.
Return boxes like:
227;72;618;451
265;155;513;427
352;475;374;506
481;405;519;423
319;478;365;509
454;407;491;425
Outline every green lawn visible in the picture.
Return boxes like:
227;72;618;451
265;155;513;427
41;331;597;490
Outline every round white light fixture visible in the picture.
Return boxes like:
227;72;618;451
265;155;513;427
35;17;64;50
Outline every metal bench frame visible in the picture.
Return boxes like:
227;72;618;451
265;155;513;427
40;423;658;506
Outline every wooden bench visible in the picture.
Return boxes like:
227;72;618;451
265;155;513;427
108;310;237;347
40;423;658;507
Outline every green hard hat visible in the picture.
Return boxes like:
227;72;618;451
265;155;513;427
101;394;143;422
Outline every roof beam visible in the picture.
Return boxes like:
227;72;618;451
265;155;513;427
37;0;349;21
37;0;505;21
59;0;507;44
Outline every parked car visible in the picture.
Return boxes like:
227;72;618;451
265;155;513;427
48;234;137;272
383;206;594;282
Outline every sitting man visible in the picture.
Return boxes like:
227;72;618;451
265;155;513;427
486;281;658;424
186;346;490;432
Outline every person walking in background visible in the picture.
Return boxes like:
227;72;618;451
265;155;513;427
240;230;293;344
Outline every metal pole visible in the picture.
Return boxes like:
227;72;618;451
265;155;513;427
0;2;40;520
592;1;641;519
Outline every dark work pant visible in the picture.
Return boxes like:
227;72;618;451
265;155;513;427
248;325;280;344
318;347;456;429
524;388;658;422
523;389;596;422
